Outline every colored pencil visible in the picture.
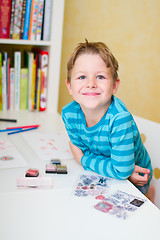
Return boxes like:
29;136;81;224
0;118;17;122
0;128;23;133
7;124;40;130
8;127;38;135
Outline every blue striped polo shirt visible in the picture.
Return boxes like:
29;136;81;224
62;96;152;181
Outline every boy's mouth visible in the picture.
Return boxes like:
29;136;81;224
82;92;100;96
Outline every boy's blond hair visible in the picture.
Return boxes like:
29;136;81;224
67;39;119;83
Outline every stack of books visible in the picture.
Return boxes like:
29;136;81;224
0;0;52;41
0;48;48;111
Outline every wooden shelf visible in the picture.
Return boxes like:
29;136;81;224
0;39;51;46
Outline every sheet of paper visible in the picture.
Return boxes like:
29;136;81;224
22;130;73;161
0;136;27;169
74;174;146;219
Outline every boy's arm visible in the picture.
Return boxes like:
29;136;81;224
70;139;150;185
69;141;84;165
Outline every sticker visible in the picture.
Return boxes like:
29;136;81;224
94;190;146;219
74;175;110;197
130;198;144;207
94;201;113;213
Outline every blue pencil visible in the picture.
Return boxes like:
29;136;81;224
8;127;38;135
0;128;23;133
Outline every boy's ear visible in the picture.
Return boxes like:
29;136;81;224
113;78;120;94
66;80;72;95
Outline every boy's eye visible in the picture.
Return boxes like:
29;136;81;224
79;75;86;80
97;75;105;80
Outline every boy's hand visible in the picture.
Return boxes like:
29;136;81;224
128;165;150;186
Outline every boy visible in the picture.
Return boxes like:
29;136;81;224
62;40;155;202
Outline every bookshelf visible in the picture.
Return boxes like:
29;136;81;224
0;0;65;113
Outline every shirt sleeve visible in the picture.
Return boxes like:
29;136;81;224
81;112;135;179
61;111;88;152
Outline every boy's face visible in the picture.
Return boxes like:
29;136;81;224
66;54;120;113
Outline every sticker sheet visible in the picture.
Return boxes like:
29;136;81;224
22;130;73;161
74;174;111;197
74;175;146;219
0;136;27;169
94;190;146;219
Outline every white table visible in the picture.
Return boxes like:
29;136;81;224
0;111;160;240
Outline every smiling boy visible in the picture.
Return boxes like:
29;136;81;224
62;40;154;202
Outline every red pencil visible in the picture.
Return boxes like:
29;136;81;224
7;125;40;130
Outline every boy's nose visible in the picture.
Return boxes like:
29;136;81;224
86;78;97;88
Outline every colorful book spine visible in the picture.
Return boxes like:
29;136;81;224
20;68;28;109
1;55;7;110
29;0;38;40
4;52;8;109
27;52;34;110
36;0;44;41
31;59;36;110
42;0;52;41
23;0;32;39
10;0;16;38
14;51;21;110
0;0;12;38
7;58;10;109
36;68;41;111
0;53;2;110
12;0;23;39
20;0;27;39
39;49;48;111
28;0;34;40
10;68;14;110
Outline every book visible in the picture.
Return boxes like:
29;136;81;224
23;0;32;39
36;0;44;41
28;0;38;40
0;52;2;110
14;51;21;110
0;0;12;39
7;58;10;109
25;51;34;110
20;0;27;39
1;53;7;110
10;68;14;110
36;68;41;111
38;49;48;111
20;68;28;109
33;51;39;109
9;0;16;38
31;59;36;110
42;0;52;41
28;0;34;40
12;0;23;39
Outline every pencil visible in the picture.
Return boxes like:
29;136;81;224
7;124;40;130
0;118;17;123
0;128;22;133
8;127;38;135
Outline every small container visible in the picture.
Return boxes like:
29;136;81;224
25;169;39;177
50;159;61;165
45;164;57;174
56;165;68;174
